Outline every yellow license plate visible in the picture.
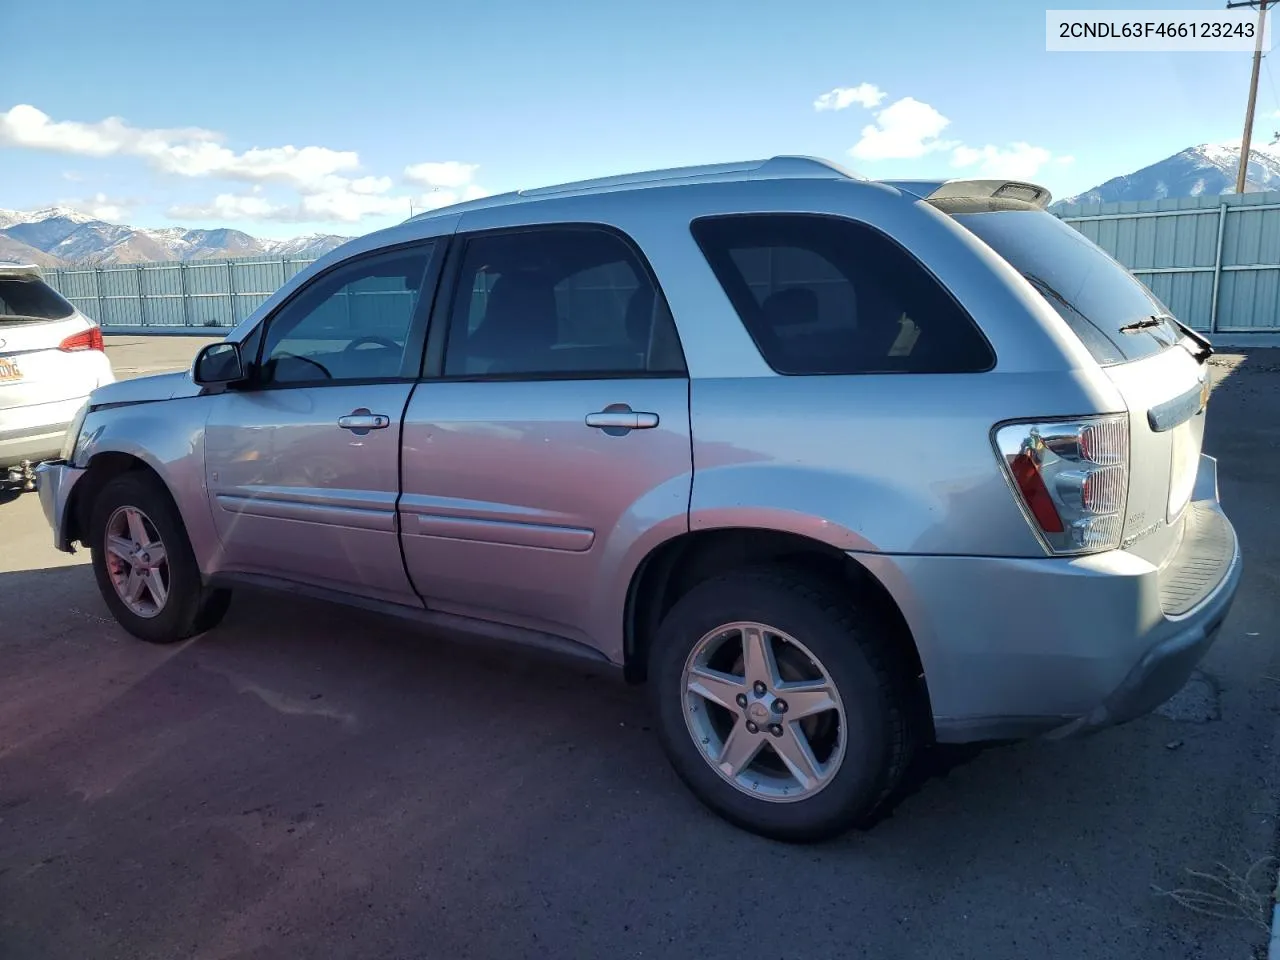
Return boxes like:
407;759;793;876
0;358;21;382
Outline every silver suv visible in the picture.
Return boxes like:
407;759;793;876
36;157;1241;841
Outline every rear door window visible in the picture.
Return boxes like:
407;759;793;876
0;277;76;323
952;209;1178;365
443;226;686;378
690;214;994;375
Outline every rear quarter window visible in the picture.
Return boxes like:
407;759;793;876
0;277;76;323
690;214;994;375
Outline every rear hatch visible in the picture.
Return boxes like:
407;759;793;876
948;204;1210;568
0;269;99;411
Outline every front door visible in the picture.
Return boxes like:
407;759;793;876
399;225;692;649
205;242;440;604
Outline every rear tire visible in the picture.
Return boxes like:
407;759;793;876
649;566;918;842
88;471;231;644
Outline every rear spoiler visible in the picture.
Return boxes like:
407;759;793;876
880;179;1053;211
0;261;44;281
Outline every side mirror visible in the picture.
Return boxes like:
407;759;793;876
193;341;245;385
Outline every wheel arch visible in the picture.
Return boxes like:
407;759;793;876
68;451;166;548
623;527;933;735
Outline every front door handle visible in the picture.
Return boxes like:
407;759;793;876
338;409;391;433
585;404;659;434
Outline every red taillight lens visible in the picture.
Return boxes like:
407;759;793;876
1008;450;1064;533
995;415;1130;555
59;326;104;352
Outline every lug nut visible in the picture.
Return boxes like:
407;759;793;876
745;721;759;734
753;681;767;696
773;699;788;714
736;693;748;708
768;724;783;737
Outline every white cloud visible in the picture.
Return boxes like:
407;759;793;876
299;189;409;222
5;103;487;227
167;194;283;221
850;97;955;161
813;84;886;112
951;142;1055;179
1;104;359;191
141;142;359;189
60;192;134;221
164;175;479;224
403;160;480;189
1;104;218;158
349;175;393;195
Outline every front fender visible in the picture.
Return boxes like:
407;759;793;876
77;396;220;573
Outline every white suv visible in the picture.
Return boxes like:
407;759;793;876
0;262;114;487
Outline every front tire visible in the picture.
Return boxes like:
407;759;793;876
649;567;918;842
88;471;231;644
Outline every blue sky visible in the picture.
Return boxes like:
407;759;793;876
0;0;1273;238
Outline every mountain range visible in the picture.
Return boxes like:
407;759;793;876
0;207;350;268
1051;143;1280;209
3;143;1278;266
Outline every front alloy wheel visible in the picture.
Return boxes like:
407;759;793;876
103;505;170;618
88;471;232;644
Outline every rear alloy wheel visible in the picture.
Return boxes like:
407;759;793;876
683;622;846;802
650;567;917;842
89;472;231;644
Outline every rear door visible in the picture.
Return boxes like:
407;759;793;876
398;224;692;645
953;208;1210;565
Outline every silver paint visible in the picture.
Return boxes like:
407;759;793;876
34;160;1241;742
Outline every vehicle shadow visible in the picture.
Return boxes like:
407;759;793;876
0;558;1269;960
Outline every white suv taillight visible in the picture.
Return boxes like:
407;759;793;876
993;415;1130;555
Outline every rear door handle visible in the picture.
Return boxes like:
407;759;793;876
338;409;390;433
585;405;659;433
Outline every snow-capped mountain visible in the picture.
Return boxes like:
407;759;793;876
0;206;351;266
1053;144;1280;209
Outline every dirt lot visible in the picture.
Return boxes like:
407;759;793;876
1;337;1278;960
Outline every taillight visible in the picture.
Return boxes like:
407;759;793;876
59;326;104;352
994;415;1130;554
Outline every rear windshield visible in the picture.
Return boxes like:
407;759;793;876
0;277;76;324
952;209;1177;365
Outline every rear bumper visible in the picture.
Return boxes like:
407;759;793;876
854;453;1241;743
34;459;86;553
1046;547;1239;737
0;395;88;469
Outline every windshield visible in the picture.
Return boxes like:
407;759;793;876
953;209;1179;364
0;277;76;324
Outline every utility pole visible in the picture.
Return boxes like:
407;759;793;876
1230;0;1272;193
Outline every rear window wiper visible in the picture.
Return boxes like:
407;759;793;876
1117;316;1165;333
1121;314;1214;362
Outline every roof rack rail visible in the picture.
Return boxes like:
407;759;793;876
404;156;860;222
517;155;860;198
